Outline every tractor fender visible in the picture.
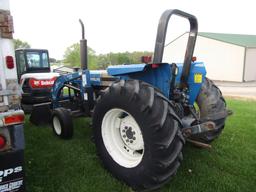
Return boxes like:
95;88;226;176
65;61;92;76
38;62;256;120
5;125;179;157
107;63;172;98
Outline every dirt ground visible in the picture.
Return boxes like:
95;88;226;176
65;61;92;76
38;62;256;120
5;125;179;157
214;81;256;100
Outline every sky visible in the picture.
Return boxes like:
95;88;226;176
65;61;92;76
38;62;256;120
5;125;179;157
10;0;256;60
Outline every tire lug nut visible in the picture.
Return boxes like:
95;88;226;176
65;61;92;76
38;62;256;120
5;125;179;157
133;137;136;140
122;130;125;133
123;135;126;138
130;140;133;143
126;139;129;142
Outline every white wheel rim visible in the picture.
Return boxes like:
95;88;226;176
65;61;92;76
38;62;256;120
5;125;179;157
101;108;144;168
53;116;62;135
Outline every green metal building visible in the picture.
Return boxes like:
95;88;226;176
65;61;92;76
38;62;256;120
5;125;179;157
163;32;256;82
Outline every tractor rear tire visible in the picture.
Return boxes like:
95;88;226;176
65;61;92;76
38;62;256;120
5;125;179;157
195;78;227;143
92;80;184;191
51;107;73;139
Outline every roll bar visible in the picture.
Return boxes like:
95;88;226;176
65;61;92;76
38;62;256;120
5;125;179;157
153;9;198;87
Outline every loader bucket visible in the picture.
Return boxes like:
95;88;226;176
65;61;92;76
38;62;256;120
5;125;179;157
30;103;52;125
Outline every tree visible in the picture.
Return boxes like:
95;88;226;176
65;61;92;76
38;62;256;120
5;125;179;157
97;51;153;68
49;58;57;63
63;42;153;70
63;43;97;69
14;39;31;49
97;54;111;69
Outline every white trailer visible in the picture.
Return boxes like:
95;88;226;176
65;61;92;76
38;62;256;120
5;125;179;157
0;1;25;191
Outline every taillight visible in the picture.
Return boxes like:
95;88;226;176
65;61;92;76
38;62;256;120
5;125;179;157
0;135;6;149
151;63;160;68
192;56;197;62
6;55;14;69
29;77;57;88
4;114;25;126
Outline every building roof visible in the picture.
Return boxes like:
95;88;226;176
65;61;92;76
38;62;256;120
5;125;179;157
198;32;256;48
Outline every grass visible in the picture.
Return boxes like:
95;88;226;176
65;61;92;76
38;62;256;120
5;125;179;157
24;99;256;192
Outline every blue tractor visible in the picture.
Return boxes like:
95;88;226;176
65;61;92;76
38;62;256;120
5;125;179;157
30;9;231;191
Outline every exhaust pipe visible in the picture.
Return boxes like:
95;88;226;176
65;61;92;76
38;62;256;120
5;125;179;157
79;19;88;70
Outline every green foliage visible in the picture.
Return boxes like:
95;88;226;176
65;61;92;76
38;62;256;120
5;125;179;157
63;43;97;69
96;54;110;69
63;43;80;67
63;42;153;70
49;58;57;63
14;39;31;49
97;51;153;69
24;99;256;192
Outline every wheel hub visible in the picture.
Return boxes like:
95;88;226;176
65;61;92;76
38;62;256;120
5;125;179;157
120;116;143;151
125;127;135;140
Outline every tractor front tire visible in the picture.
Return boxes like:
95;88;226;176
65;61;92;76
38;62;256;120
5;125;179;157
195;78;227;143
93;80;184;191
51;108;73;139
